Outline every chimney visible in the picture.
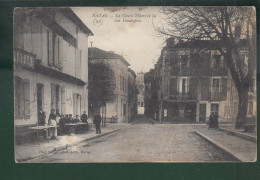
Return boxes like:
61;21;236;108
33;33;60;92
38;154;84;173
90;42;93;48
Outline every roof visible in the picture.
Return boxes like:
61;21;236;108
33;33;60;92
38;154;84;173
14;8;93;36
88;47;130;66
60;8;94;36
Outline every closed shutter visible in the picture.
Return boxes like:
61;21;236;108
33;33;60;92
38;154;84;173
169;78;177;95
58;37;63;69
47;30;53;66
75;49;81;78
23;80;30;118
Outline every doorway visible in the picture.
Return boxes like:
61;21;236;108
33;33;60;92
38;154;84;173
199;104;206;123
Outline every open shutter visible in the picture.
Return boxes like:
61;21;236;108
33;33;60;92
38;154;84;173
58;37;63;69
47;30;53;66
54;34;59;67
51;83;55;110
23;80;30;119
61;86;65;115
221;78;227;100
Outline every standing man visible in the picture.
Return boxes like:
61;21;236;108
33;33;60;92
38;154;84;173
38;107;46;126
81;111;88;132
93;112;102;134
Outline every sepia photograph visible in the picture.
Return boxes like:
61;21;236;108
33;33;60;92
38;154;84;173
14;6;257;163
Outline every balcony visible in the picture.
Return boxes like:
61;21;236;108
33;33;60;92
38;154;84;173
14;48;36;69
209;92;223;101
169;92;197;101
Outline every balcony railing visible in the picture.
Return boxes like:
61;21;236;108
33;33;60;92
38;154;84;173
210;92;222;101
169;92;197;100
14;48;36;68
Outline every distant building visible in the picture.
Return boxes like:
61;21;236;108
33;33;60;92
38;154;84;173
88;47;131;123
145;37;253;123
128;68;138;122
14;8;93;140
136;72;145;114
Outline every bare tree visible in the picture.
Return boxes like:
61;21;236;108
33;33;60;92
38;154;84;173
155;7;256;128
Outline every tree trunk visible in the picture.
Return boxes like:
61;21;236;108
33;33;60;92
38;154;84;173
235;87;249;129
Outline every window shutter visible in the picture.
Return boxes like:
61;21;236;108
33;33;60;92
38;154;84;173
221;78;227;100
58;37;63;69
54;34;59;67
23;80;30;118
51;83;55;109
47;30;53;66
61;86;65;114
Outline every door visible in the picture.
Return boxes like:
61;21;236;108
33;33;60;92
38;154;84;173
211;104;219;115
37;84;43;111
199;104;206;123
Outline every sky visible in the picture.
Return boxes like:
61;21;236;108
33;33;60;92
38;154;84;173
72;7;165;73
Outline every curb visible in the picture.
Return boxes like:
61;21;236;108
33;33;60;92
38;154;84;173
17;128;121;163
218;127;257;143
194;130;248;162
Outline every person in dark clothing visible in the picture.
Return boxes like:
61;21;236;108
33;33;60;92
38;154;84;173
208;113;214;130
81;111;88;123
59;115;67;135
93;113;102;134
80;111;88;132
68;114;73;123
38;107;46;126
73;115;80;123
213;113;219;129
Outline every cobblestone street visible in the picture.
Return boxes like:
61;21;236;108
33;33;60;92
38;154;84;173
32;123;237;163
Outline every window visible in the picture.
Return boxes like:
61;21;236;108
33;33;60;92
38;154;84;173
248;102;253;115
178;77;189;93
211;104;219;115
15;77;30;119
212;55;221;68
47;30;63;69
212;78;221;93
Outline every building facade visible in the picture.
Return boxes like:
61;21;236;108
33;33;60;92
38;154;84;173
88;47;131;123
145;38;236;123
136;72;145;114
14;8;93;132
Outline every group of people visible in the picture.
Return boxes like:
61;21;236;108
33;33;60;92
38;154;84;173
208;112;219;129
37;108;89;138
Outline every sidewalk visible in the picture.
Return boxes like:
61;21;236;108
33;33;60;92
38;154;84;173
196;127;257;162
15;123;128;162
219;124;257;137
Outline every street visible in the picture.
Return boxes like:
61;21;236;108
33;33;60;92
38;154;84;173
31;122;234;163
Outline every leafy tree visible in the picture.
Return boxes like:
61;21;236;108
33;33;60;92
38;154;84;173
155;7;256;128
88;61;116;111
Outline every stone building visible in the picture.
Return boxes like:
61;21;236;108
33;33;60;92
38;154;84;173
145;37;251;123
136;72;145;114
88;47;130;123
14;8;93;139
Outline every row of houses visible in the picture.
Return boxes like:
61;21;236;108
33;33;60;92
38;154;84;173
144;37;256;123
14;8;138;139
